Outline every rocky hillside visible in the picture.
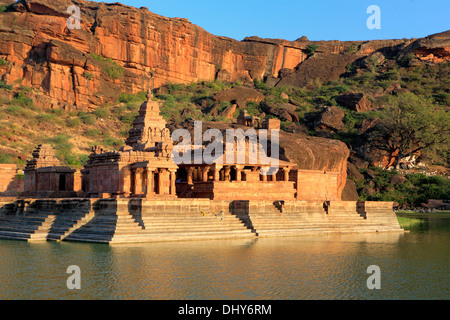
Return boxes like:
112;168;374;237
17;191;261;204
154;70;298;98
0;0;449;111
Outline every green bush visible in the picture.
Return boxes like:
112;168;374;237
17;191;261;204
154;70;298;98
93;107;109;118
66;117;82;128
13;92;34;108
118;91;147;103
253;79;268;91
5;105;29;116
105;65;123;80
37;114;57;124
84;129;100;137
78;112;96;125
305;44;319;57
0;80;12;90
82;72;94;80
245;101;261;116
0;152;13;163
102;137;123;149
90;53;124;80
119;113;136;124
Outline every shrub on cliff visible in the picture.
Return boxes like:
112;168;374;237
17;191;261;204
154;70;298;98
90;53;124;80
305;44;319;57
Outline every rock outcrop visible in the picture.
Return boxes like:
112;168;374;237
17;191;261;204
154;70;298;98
0;0;448;110
314;106;345;132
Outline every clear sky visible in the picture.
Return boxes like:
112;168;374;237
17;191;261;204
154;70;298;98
102;0;449;41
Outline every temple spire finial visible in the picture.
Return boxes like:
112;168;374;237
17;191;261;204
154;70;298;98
147;89;153;101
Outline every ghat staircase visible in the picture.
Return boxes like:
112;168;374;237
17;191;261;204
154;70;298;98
0;199;403;244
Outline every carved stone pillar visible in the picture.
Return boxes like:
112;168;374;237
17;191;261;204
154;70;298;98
213;168;220;181
284;168;290;182
201;167;209;182
145;168;154;197
170;170;176;195
187;167;194;184
235;166;242;182
224;166;231;181
260;167;268;182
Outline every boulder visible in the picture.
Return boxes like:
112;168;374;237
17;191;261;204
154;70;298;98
347;162;364;181
335;93;373;112
214;87;264;109
360;52;385;68
260;102;300;123
391;174;407;185
314;106;345;132
220;104;237;119
341;179;359;201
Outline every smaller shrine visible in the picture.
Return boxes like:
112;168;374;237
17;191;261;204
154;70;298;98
23;144;80;197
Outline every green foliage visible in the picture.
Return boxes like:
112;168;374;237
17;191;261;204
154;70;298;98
369;92;450;168
102;137;123;149
245;101;261;116
305;44;319;56
83;128;100;137
82;72;93;80
253;78;268;91
0;4;14;13
346;43;359;54
92;107;109;119
45;134;73;163
78;112;96;125
65;154;89;167
0;58;8;66
105;65;124;80
355;166;450;206
66;117;82;128
0;80;12;90
90;53;124;80
119;113;136;124
118;91;147;103
0;152;13;163
204;80;228;92
12;92;33;108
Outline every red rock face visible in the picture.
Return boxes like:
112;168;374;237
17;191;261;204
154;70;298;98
0;0;448;111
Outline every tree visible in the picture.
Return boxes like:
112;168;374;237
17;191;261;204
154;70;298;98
305;44;319;57
368;92;449;169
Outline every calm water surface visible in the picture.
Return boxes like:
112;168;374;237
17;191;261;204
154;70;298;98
0;215;448;300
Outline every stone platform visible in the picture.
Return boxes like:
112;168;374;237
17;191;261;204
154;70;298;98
0;198;404;244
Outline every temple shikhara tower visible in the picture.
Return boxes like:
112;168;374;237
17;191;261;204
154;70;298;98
81;91;178;199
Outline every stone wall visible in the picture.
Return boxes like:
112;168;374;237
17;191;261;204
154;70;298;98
292;169;341;201
0;164;23;197
177;181;296;201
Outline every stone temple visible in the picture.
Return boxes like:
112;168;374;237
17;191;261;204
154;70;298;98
0;93;404;243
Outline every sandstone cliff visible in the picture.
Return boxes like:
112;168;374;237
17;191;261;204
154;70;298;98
1;0;448;111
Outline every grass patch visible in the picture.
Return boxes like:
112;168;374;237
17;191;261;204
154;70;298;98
90;53;124;80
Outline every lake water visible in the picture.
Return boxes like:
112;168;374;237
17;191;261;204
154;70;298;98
0;214;448;300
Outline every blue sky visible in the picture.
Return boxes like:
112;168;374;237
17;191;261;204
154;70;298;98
103;0;449;41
